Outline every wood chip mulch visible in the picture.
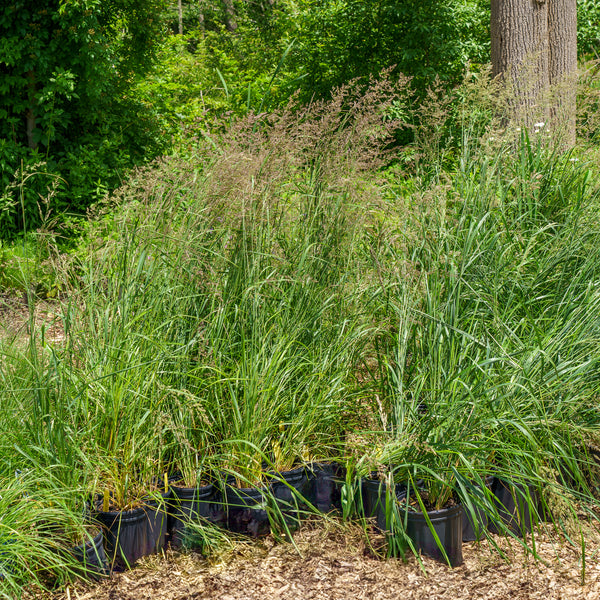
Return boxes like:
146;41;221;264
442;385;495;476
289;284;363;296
47;519;600;600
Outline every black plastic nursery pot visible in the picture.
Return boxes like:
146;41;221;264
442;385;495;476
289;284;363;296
360;476;406;532
224;483;271;538
400;498;464;567
94;492;170;571
488;479;539;537
268;466;311;528
70;530;109;579
269;466;310;507
169;483;224;548
306;463;345;513
461;475;495;543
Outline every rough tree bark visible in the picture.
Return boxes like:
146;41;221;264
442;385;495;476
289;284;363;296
198;0;205;34
491;0;577;146
548;0;577;146
223;0;237;32
178;0;183;35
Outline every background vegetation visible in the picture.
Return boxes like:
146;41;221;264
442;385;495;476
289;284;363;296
0;0;600;596
1;0;598;238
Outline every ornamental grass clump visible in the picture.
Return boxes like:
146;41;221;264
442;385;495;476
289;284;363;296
0;473;95;598
0;75;400;536
363;127;600;556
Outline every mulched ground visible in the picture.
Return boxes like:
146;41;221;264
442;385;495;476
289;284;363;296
47;519;600;600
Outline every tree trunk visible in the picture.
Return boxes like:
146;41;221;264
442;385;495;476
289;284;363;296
491;0;577;146
491;0;550;126
548;0;577;146
198;0;205;34
223;0;237;32
178;0;183;35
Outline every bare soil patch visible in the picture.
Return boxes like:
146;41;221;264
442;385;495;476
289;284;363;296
0;293;65;344
48;520;600;600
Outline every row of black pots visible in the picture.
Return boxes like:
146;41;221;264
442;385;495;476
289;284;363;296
73;468;541;576
76;462;345;576
1;467;546;581
169;462;344;544
360;475;541;568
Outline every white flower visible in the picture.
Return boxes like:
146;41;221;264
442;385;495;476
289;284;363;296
534;122;545;129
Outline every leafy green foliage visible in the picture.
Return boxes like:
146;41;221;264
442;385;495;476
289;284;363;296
578;0;600;57
286;0;490;100
0;0;168;238
139;0;492;139
3;0;600;240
